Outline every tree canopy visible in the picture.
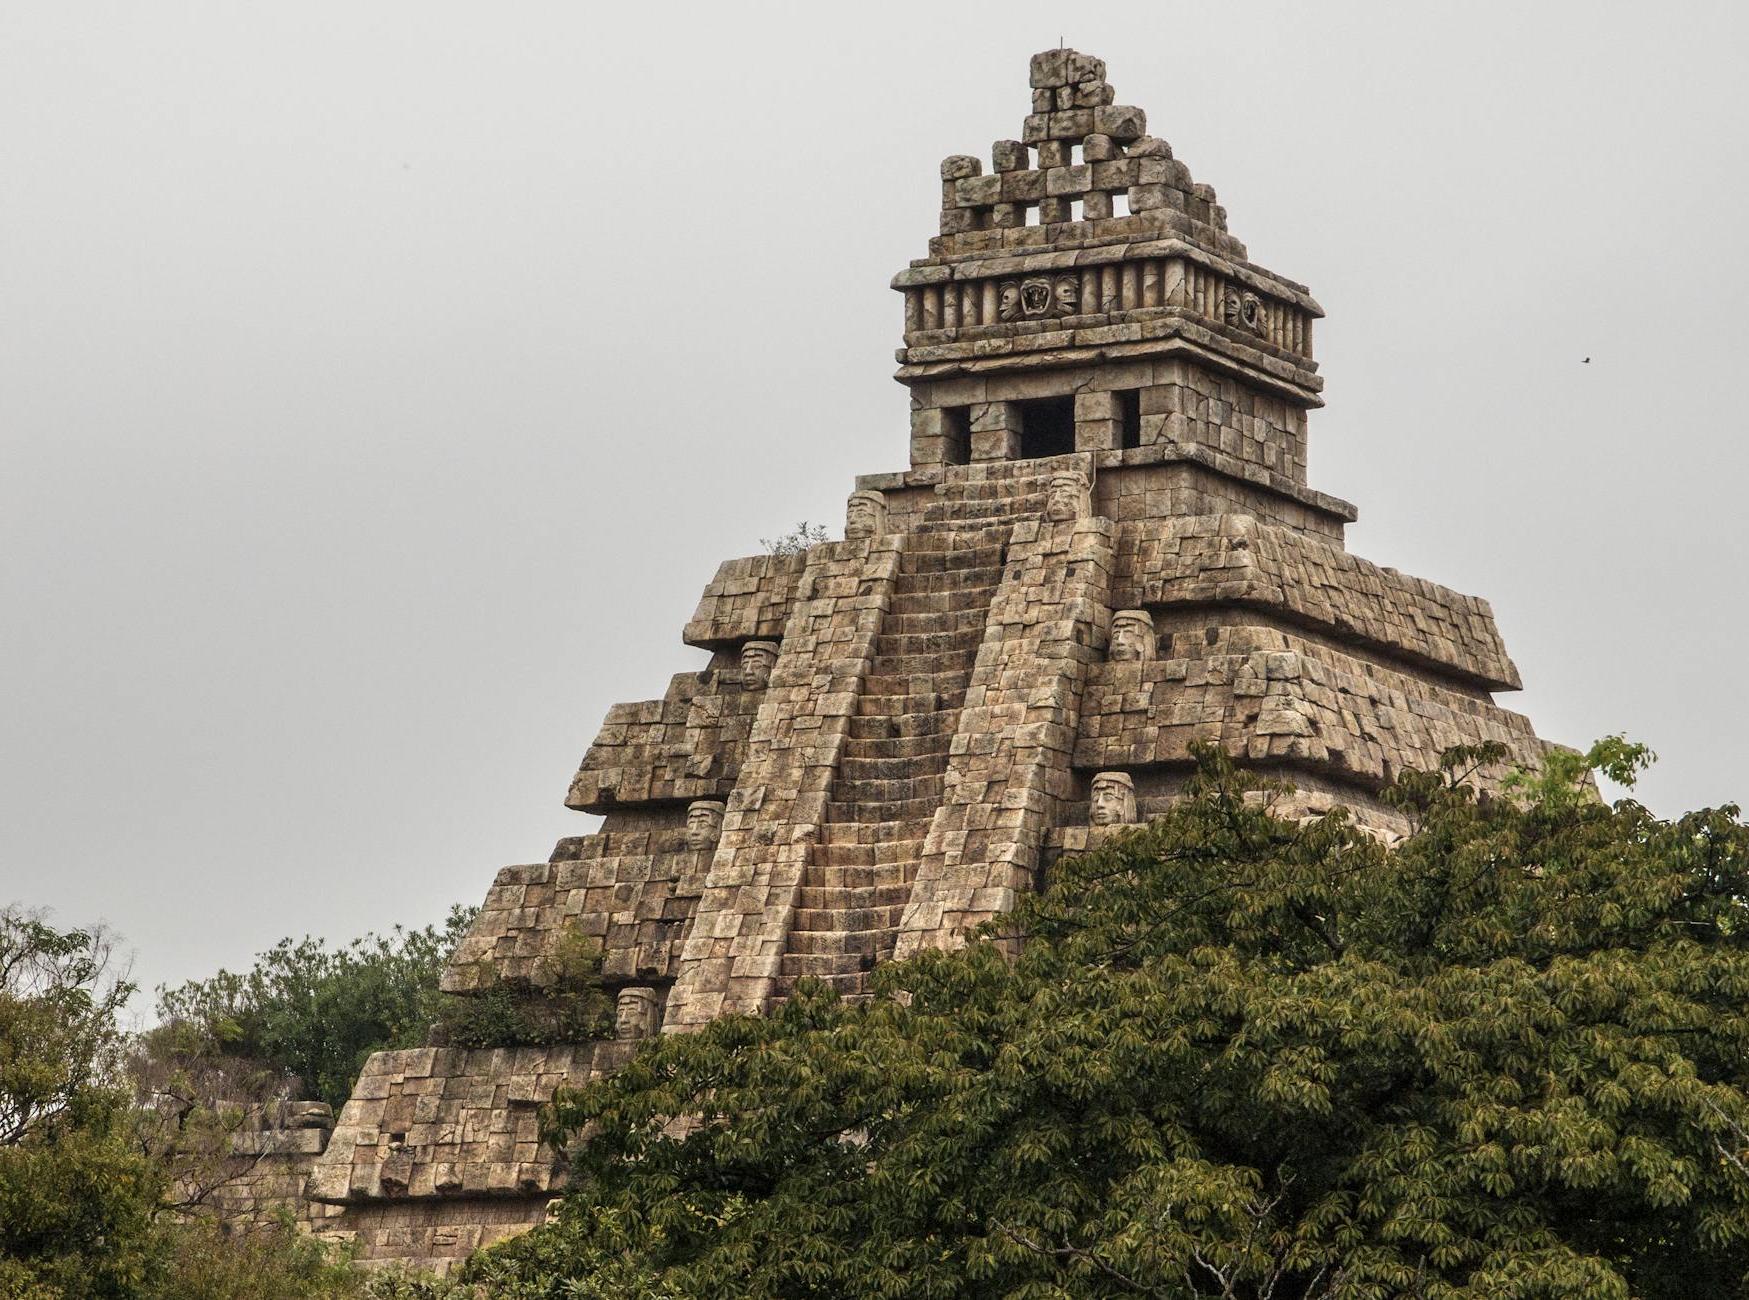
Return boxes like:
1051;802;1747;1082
479;742;1749;1299
154;908;477;1111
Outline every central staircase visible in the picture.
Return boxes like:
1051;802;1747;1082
773;526;1008;1000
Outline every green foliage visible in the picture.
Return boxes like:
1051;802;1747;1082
155;908;478;1110
433;931;613;1051
146;1218;361;1300
0;912;166;1299
476;744;1749;1298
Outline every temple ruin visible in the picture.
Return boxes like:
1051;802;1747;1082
265;49;1556;1271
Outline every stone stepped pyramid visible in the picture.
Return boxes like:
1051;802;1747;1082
776;528;1008;1000
298;47;1563;1275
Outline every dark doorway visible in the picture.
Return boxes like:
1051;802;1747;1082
941;406;971;465
1017;396;1076;460
1117;390;1141;450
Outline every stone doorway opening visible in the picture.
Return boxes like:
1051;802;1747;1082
1016;395;1075;460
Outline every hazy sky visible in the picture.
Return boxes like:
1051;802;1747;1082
4;1;1745;1016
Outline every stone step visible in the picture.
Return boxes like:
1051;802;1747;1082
804;860;921;889
830;774;945;806
921;494;1046;522
866;650;978;675
771;970;875;1000
880;608;992;638
853;691;965;718
815;825;928;852
839;732;955;762
846;710;957;740
779;951;880;978
871;627;986;658
786;913;906;946
813;821;931;847
889;566;1004;594
839;754;950;783
796;882;914;911
862;671;972;698
899;543;1005;574
903;525;1010;550
887;588;997;616
826;794;942;823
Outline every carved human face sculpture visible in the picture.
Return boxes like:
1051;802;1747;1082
1045;472;1089;523
740;641;778;690
1053;275;1079;317
684;800;725;852
1221;288;1244;328
1089;772;1137;827
615;987;659;1041
1109;611;1155;663
1240;291;1264;334
998;281;1022;321
844;491;886;541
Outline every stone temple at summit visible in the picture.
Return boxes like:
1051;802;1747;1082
259;49;1559;1271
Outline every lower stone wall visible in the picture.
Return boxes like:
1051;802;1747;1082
332;1198;549;1275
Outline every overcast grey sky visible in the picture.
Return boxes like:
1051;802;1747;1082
3;1;1745;1015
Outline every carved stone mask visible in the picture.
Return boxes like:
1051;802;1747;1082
844;490;886;541
1221;288;1244;327
740;641;778;690
1089;772;1137;827
998;281;1022;321
1109;610;1155;663
1020;278;1052;316
1045;471;1090;523
684;800;725;852
1240;292;1264;333
615;987;660;1040
1053;276;1079;316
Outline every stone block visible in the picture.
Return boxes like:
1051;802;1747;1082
1044;165;1091;196
1029;49;1069;88
1036;140;1071;169
1093;104;1146;140
940;154;983;181
1066;51;1106;84
955;174;1002;206
1046;109;1095;139
992;139;1029;172
1082;133;1120;162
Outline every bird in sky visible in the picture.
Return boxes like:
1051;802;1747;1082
1582;357;1591;364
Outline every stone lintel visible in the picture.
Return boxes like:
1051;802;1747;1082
894;238;1322;317
895;324;1325;406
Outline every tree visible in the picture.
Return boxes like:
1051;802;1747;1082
154;908;477;1111
479;743;1749;1298
761;522;830;556
0;911;164;1299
